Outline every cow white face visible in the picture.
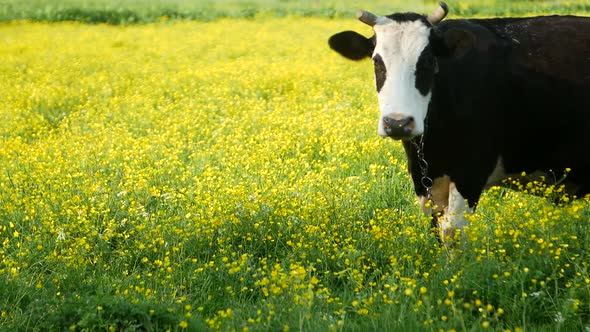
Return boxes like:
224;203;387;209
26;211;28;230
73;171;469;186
372;18;435;139
328;3;449;140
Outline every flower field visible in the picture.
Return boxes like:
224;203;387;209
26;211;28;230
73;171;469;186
1;10;590;332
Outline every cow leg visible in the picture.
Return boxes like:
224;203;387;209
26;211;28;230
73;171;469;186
439;182;471;243
417;195;441;242
418;175;472;246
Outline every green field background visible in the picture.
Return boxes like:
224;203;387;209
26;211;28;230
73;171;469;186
1;1;590;331
0;0;589;23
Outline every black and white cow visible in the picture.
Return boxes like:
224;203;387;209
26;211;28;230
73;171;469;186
329;2;590;244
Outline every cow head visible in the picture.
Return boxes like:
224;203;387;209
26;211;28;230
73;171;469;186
329;2;470;140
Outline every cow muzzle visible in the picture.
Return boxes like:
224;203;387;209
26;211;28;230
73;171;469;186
382;114;416;140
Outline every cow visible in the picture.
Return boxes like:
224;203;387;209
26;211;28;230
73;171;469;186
328;2;590;246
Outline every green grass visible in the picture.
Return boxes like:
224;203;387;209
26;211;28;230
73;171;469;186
0;0;588;24
1;2;590;331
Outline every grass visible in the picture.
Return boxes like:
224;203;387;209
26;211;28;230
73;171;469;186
0;0;588;23
1;2;590;331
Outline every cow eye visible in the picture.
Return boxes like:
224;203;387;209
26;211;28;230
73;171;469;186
373;54;386;93
415;46;435;96
420;56;438;74
416;45;435;70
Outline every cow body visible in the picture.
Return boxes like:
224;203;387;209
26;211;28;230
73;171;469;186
411;15;590;207
329;3;590;244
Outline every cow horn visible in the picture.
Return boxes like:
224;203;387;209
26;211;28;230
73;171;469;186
357;10;379;27
427;2;449;25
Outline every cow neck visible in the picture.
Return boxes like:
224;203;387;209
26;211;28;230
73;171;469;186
411;135;433;202
413;94;435;203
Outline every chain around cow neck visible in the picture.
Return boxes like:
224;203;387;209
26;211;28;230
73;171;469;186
412;135;433;203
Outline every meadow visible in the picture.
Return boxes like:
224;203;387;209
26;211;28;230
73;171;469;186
1;0;589;23
1;1;590;331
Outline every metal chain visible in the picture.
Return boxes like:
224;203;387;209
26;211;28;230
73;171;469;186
411;135;433;202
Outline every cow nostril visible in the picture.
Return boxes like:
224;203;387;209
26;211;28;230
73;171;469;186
382;115;417;139
384;116;413;127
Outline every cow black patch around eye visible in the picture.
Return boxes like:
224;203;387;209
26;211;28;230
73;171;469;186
373;54;386;92
415;45;435;96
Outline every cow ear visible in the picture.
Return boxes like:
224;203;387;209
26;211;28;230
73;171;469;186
328;31;373;60
433;28;476;58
